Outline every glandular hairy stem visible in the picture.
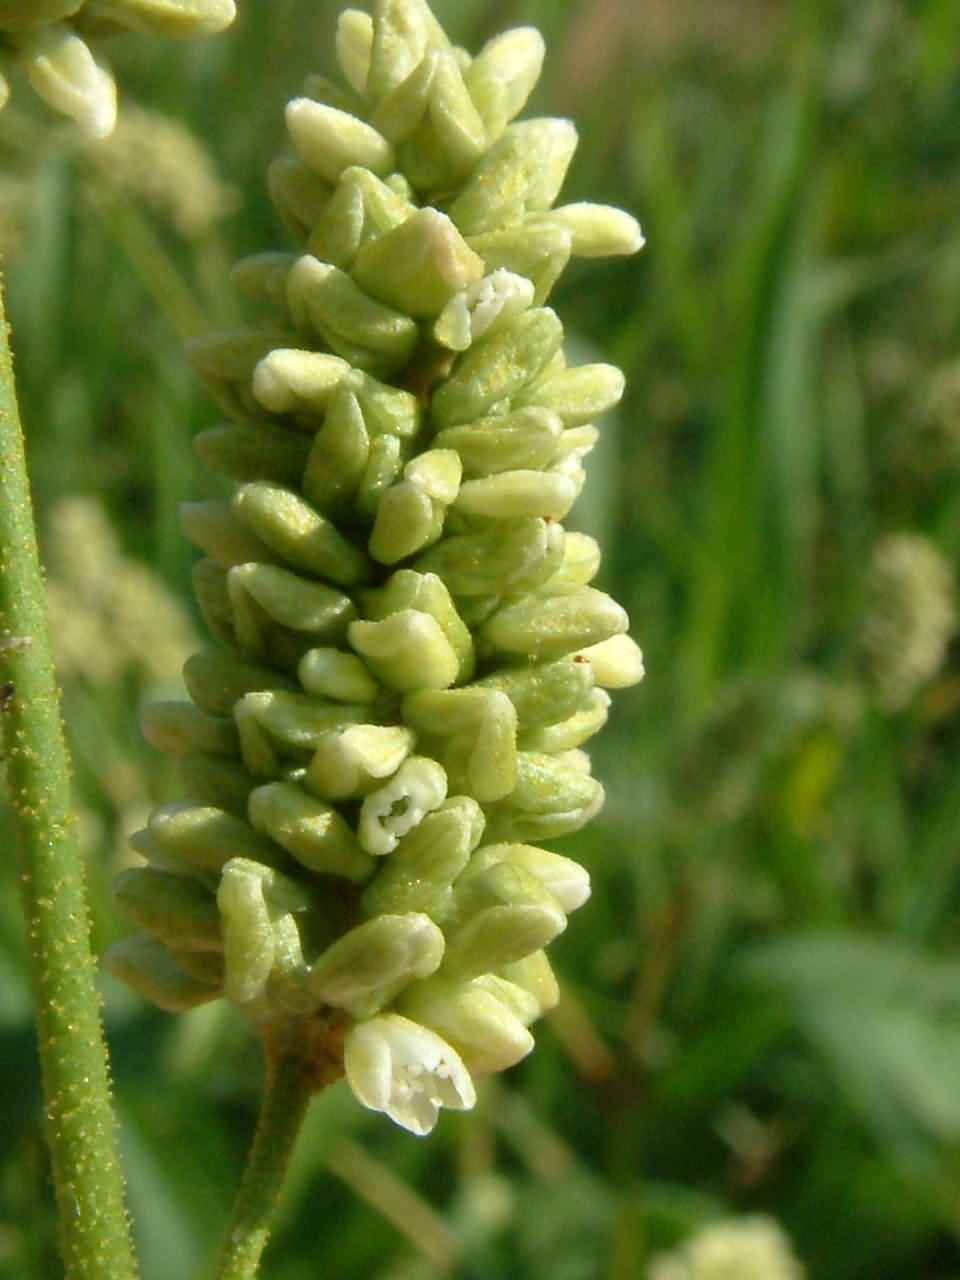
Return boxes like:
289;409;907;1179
0;280;139;1280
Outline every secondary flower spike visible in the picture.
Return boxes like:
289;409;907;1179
109;0;645;1136
0;0;235;136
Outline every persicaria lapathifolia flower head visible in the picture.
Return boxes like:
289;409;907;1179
0;0;235;137
107;0;646;1136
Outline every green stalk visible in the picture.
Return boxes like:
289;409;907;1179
0;279;139;1280
215;1033;314;1280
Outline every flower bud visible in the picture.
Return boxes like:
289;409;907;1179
248;781;375;881
361;796;484;917
399;975;534;1074
114;867;221;952
352;208;485;318
577;634;645;688
287;255;418;375
433;407;562;476
22;23;116;137
464;27;544;142
104;934;221;1011
193;420;310;487
130;802;287;874
306;724;416;800
286;98;395;183
431;308;564;428
309;912;444;1016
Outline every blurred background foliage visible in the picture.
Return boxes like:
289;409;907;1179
2;0;960;1276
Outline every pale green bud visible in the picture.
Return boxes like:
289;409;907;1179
187;329;296;422
369;48;437;144
227;563;358;660
231;252;295;309
180;500;273;568
540;530;601;590
298;646;379;703
253;348;352;419
286;97;394;184
360;570;474;680
446;118;577;236
177;752;256;816
358;755;448;855
535;203;644;258
471;972;541;1026
141;700;239;757
403;687;517;803
467;843;590;913
352;207;485;318
267;155;332;240
416;516;564;598
232;482;372;586
514;362;625;426
485;750;604;842
361;796;484;917
442;880;565;980
233;688;368;776
369;449;462;564
193;420;311;487
248;780;375;881
305;724;415;800
349;611;459;693
300;72;363;118
576;634;645;689
82;0;235;37
434;269;535;352
480;585;628;661
476;656;594;730
104;934;220;1012
349;368;421;438
286;255;418;375
309;912;444;1016
344;1013;475;1136
499;950;559;1016
114;867;221;952
431;308;564;428
433;407;562;477
190;561;232;643
400;48;485;189
464;27;544;143
454;469;576;521
302;387;370;515
22;24;116;138
307;166;414;269
336;8;373;95
217;857;312;1005
366;0;449;103
183;648;295;717
355;433;404;520
519;687;610;752
399;975;534;1074
130;802;287;874
467;221;572;305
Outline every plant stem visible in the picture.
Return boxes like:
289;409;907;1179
216;1032;315;1280
0;280;138;1279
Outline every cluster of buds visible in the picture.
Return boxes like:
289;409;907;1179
107;0;644;1135
0;0;234;137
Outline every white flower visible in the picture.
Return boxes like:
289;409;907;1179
344;1013;476;1135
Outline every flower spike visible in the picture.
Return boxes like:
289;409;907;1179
108;0;645;1136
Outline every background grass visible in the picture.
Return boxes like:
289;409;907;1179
3;0;960;1276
